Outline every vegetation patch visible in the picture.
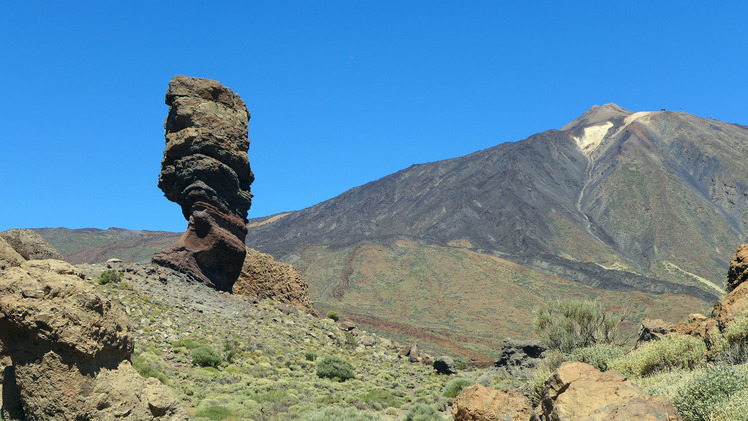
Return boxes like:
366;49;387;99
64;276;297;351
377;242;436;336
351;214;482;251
316;356;355;381
191;346;223;368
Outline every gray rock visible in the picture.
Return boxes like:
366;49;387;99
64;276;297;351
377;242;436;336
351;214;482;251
434;356;457;375
494;338;547;377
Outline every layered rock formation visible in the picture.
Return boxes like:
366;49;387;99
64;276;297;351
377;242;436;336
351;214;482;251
152;75;253;292
232;248;316;314
0;259;185;419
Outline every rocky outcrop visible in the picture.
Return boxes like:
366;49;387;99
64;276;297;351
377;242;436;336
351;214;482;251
727;243;748;292
0;228;62;261
635;318;672;347
434;356;457;375
0;259;186;419
452;384;532;421
0;237;24;270
232;248;316;314
494;338;547;377
152;75;253;292
532;362;678;421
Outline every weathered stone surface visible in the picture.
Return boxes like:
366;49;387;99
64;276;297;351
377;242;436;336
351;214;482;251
399;343;420;362
0;259;186;419
727;243;748;292
494;338;547;376
0;237;25;270
717;280;748;329
533;362;678;421
0;228;62;261
672;313;719;345
434;356;457;375
232;248;316;315
152;75;253;292
452;384;532;421
635;318;673;347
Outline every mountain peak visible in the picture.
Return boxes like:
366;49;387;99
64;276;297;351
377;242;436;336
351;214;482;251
561;103;632;132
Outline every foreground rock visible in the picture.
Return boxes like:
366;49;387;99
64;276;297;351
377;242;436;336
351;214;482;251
533;362;678;420
452;384;532;421
152;75;253;292
0;237;24;270
0;259;186;420
233;248;316;315
0;228;62;261
727;243;748;292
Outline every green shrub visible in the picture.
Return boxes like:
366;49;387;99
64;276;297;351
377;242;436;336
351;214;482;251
223;338;240;363
304;351;317;361
403;403;444;421
316;356;355;381
194;405;233;420
610;334;706;377
327;311;340;322
344;331;358;348
441;377;474;398
571;344;624;371
301;405;383;421
709;387;748;421
453;356;469;371
172;338;202;350
533;298;626;353
96;269;123;285
191;346;223;368
357;388;402;409
672;364;748;421
132;356;169;384
716;311;748;365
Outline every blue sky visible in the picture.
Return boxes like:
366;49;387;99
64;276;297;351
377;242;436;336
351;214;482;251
1;1;746;232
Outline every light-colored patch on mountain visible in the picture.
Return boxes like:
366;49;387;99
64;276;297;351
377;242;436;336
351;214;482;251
624;111;654;125
247;212;290;228
574;122;613;155
662;260;724;295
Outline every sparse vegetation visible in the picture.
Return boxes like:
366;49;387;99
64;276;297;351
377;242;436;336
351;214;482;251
316;356;355;381
194;405;233;420
191;346;223;368
327;311;340;322
533;298;627;353
571;344;624;371
403;403;444;421
441;377;474;398
672;364;748;421
96;269;123;285
610;334;706;377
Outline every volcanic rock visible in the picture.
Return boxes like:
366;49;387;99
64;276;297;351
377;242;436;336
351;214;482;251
0;259;185;419
452;384;532;421
533;362;678;420
152;75;253;292
494;338;547;377
635;318;673;347
434;356;457;375
233;248;316;315
0;237;24;270
727;243;748;292
0;228;62;261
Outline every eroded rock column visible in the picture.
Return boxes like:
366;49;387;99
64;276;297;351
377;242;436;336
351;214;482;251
152;75;253;291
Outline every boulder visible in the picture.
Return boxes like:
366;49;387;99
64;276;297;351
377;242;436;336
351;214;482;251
716;280;748;330
399;343;420;362
0;237;24;270
452;384;532;421
339;321;356;331
0;229;62;261
532;362;678;421
727;243;748;292
635;318;672;347
494;338;547;376
233;248;317;315
434;356;457;375
0;259;186;419
152;75;253;292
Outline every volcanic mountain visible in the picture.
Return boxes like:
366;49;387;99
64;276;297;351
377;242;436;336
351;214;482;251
242;104;748;355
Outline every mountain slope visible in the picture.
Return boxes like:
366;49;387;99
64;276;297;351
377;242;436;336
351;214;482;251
248;105;748;299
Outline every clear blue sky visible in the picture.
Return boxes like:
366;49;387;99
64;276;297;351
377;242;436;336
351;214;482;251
1;2;746;232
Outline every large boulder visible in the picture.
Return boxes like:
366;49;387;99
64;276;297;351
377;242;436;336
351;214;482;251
0;237;24;270
232;248;316;315
0;229;62;261
152;75;253;292
452;384;532;421
634;318;672;347
532;362;678;421
0;259;186;419
494;338;547;376
434;356;457;375
716;280;748;330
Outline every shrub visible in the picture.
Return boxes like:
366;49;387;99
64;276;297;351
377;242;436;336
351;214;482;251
610;334;706;377
223;338;240;363
533;298;627;353
191;346;223;368
403;403;444;421
301;405;383;421
304;351;317;361
327;311;340;322
716;311;748;365
571;344;624;371
344;331;358;348
194;405;233;420
672;364;748;421
357;388;402;409
441;377;474;398
316;356;355;381
132;356;169;384
96;269;123;285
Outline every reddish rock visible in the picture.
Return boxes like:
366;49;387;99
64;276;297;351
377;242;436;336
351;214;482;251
153;75;253;292
452;384;532;421
672;313;719;344
232;248;316;315
533;362;678;421
727;243;748;292
717;280;748;329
